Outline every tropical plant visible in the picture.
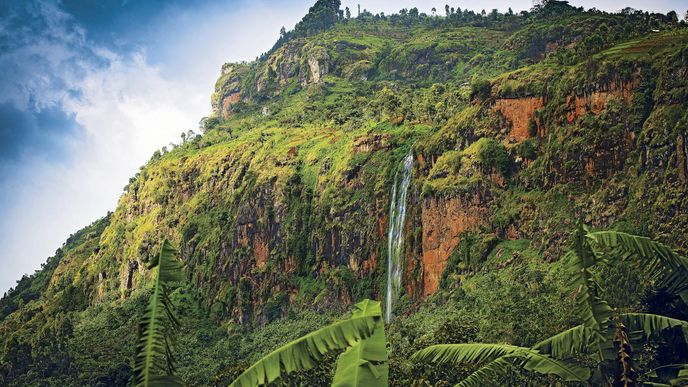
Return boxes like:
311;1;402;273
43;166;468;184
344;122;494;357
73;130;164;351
412;343;590;386
412;226;688;386
331;299;388;386
133;240;185;387
229;299;386;387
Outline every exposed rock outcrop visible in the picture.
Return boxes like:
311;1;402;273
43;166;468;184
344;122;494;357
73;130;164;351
565;79;636;123
419;193;489;296
493;96;546;141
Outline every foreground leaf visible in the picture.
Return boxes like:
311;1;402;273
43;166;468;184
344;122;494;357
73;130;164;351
133;240;184;387
332;299;388;387
587;231;688;302
229;312;380;387
412;343;590;385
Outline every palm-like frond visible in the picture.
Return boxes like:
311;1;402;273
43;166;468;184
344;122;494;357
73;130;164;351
565;226;613;347
411;344;590;385
618;313;688;342
587;231;688;302
532;325;590;358
332;299;388;387
133;240;184;387
455;357;513;387
229;307;381;387
642;364;688;386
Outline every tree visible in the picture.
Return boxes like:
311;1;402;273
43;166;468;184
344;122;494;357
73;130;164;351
668;10;678;24
345;6;350;18
279;26;286;38
133;240;185;387
180;132;186;143
470;78;492;102
229;300;386;387
445;4;450;17
413;226;688;386
431;7;436;16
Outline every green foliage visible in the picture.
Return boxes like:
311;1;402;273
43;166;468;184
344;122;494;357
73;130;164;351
470;78;491;101
586;231;688;302
416;228;688;385
3;3;688;386
412;343;590;385
476;138;509;176
133;240;184;387
228;299;382;387
332;299;388;386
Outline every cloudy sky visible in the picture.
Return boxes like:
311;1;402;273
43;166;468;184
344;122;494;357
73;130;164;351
0;0;685;294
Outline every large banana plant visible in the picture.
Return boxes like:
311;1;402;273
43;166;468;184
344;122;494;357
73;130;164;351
412;343;591;386
229;299;386;387
413;226;688;386
332;299;388;386
133;240;185;387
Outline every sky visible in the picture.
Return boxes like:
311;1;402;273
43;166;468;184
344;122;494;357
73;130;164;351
0;0;685;294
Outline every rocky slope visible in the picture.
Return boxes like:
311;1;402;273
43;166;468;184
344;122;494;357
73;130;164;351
2;1;688;385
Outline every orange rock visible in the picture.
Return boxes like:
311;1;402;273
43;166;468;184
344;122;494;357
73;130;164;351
506;224;518;240
421;195;487;296
492;97;545;142
254;235;269;268
221;92;241;119
566;79;636;123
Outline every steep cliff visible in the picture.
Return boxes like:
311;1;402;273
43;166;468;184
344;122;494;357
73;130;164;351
2;2;688;385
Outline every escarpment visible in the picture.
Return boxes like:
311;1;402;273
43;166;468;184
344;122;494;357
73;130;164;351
52;25;688;327
4;0;688;355
4;3;688;385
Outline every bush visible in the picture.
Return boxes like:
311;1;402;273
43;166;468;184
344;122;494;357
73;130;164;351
477;138;509;175
470;79;492;101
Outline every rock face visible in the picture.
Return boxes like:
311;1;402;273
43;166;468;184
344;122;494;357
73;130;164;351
493;97;546;141
565;79;636;123
419;193;488;296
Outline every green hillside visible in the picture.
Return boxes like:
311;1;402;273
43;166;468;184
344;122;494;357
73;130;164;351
2;1;688;385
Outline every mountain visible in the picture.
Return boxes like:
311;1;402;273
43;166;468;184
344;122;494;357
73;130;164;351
2;0;688;385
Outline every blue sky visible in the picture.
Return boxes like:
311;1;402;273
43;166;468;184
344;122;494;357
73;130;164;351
0;0;686;294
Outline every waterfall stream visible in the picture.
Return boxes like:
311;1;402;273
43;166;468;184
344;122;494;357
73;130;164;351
385;151;413;322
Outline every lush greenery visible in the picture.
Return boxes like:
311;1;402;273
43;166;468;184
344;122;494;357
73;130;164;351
2;0;688;385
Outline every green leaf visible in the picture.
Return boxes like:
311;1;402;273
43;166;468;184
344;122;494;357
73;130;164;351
134;240;184;387
564;225;613;347
532;325;589;358
587;231;688;301
643;364;688;386
332;299;388;387
455;357;513;387
412;343;590;385
229;310;381;387
619;313;688;342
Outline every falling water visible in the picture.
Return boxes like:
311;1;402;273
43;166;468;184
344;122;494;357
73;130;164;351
386;151;413;323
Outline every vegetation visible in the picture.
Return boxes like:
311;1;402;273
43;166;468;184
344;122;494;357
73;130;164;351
413;227;688;385
133;240;184;387
2;0;688;386
229;299;385;386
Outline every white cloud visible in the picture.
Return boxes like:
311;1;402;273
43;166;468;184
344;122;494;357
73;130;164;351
0;0;310;293
0;48;207;293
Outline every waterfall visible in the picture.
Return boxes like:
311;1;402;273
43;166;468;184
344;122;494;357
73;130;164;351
385;151;413;322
